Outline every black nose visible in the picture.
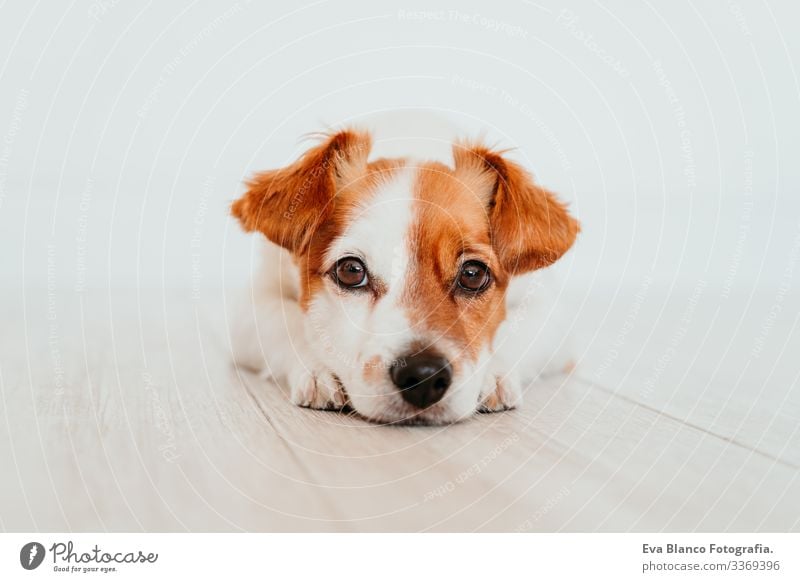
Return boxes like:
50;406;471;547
390;354;452;409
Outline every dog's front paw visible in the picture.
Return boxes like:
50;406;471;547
288;368;348;411
478;370;522;413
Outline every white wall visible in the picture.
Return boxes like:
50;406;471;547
1;0;798;296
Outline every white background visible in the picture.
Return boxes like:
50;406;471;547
1;0;798;295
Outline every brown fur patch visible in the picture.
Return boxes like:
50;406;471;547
230;129;405;310
362;355;384;384
231;129;372;252
402;162;509;363
401;146;578;363
452;142;580;274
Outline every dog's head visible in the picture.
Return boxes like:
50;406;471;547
232;129;578;424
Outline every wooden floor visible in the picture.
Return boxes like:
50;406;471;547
1;286;798;532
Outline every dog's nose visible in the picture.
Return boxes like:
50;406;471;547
390;354;452;409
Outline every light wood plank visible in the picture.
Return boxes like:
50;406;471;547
573;284;800;466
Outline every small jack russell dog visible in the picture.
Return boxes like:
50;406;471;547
231;127;579;425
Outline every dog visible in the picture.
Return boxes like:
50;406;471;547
230;127;579;424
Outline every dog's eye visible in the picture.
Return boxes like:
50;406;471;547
333;257;368;288
457;260;491;293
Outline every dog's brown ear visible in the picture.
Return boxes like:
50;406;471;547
232;129;372;253
453;143;579;274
